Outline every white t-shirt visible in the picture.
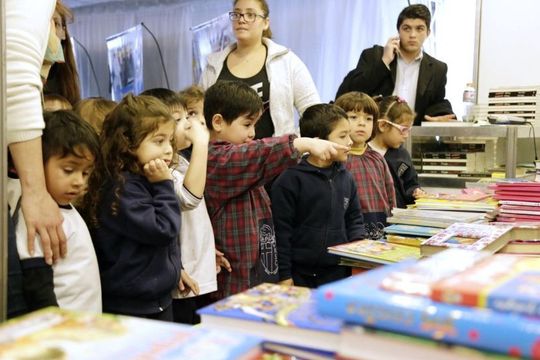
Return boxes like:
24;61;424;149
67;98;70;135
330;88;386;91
171;156;217;298
10;179;102;313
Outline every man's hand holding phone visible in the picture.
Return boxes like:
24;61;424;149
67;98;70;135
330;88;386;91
382;36;401;67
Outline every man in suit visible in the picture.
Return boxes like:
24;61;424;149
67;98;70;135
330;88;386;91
336;4;455;126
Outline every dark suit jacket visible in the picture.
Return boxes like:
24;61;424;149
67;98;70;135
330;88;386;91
336;45;453;125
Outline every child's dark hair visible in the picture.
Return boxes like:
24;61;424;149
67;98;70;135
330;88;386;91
140;88;183;109
204;81;262;130
299;103;348;140
397;4;431;30
42;110;99;163
178;85;205;109
81;94;174;226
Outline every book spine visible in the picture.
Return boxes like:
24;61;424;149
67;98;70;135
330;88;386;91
316;275;540;357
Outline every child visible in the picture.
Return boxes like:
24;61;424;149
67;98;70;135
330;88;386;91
271;104;365;288
81;94;181;321
43;94;72;111
204;80;346;299
8;110;101;313
74;97;116;135
335;91;396;239
141;87;218;325
178;85;205;124
369;95;426;208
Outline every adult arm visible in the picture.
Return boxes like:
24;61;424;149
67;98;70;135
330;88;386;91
423;62;455;121
290;52;320;114
336;46;393;98
6;0;66;264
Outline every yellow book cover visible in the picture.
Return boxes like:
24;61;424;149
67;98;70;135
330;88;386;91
328;239;421;265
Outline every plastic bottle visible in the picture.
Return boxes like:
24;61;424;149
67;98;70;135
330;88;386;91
462;83;476;122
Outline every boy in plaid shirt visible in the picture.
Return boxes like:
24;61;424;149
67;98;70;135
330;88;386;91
204;81;346;299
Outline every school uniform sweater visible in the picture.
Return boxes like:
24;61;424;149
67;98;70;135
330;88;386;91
91;172;181;315
271;158;366;281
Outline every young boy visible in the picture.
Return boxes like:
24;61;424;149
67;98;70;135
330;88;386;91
8;110;101;313
141;87;219;324
270;103;366;288
335;91;396;239
204;80;346;299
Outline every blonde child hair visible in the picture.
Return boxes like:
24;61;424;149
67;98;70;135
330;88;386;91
74;97;116;134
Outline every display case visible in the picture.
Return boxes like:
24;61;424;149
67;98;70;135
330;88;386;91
404;124;535;187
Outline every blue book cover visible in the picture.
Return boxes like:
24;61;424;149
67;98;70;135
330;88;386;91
315;262;540;358
385;224;442;237
198;283;342;352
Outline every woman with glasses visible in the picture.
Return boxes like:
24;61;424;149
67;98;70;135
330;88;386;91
200;0;320;138
369;96;426;208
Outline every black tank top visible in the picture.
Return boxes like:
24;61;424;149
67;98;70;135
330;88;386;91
218;51;274;139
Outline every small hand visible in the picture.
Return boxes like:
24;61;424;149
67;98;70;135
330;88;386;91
185;119;209;145
178;270;200;296
215;249;232;274
143;159;172;182
424;114;457;122
382;36;400;66
413;187;428;199
308;138;349;162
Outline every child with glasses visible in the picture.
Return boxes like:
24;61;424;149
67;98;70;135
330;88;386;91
335;92;396;239
369;95;426;208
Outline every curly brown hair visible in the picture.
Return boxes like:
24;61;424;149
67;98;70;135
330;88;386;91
80;94;174;227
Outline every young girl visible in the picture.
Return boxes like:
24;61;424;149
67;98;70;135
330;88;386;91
335;92;396;239
369;95;426;208
81;94;181;321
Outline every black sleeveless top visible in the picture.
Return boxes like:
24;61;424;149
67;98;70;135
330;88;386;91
218;51;274;139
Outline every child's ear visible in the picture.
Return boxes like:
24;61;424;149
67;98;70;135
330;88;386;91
211;114;224;132
377;119;388;133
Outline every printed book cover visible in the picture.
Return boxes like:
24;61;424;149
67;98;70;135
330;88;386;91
197;283;342;352
315;261;540;358
420;223;514;256
384;224;442;237
0;307;262;360
327;239;421;265
386;234;424;247
379;249;490;296
431;255;540;317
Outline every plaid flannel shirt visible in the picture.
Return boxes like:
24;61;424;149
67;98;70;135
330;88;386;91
205;135;299;299
347;147;396;238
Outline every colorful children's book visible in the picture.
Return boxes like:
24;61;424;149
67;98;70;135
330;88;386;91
315;261;540;358
386;234;424;247
431;255;540;317
0;307;262;360
327;239;421;265
384;224;442;237
499;239;540;255
197;283;342;352
420;223;514;256
388;209;485;228
380;248;490;296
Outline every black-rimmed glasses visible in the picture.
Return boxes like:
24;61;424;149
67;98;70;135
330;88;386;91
229;11;266;23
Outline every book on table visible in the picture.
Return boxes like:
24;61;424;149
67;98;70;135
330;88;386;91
197;283;342;353
327;239;421;265
430;255;540;317
315;261;540;358
0;307;262;360
420;222;514;256
499;239;540;255
388;208;485;228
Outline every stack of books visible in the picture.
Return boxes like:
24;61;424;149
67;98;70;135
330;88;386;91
413;192;498;213
316;249;540;359
491;181;540;222
388;208;485;228
486;86;540;124
414;151;490;179
327;239;421;267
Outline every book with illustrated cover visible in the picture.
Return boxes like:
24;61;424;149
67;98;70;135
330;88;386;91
327;239;421;265
386;234;424;247
197;283;342;352
420;223;514;256
431;255;540;317
379;249;490;296
384;224;442;237
315;261;540;358
388;209;485;228
0;307;262;360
